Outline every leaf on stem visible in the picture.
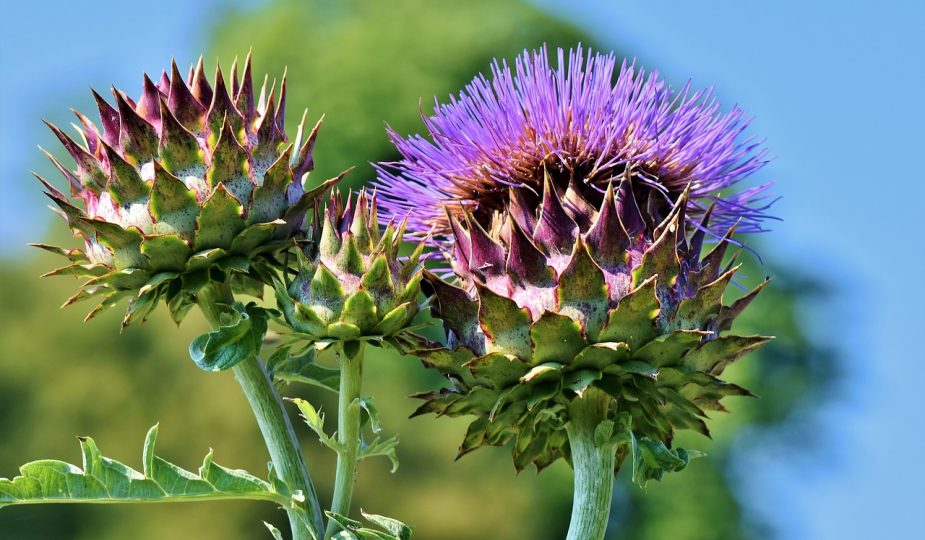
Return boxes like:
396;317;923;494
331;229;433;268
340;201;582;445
269;346;341;393
359;436;400;473
326;510;413;540
357;397;382;434
631;435;704;488
0;424;289;507
189;302;269;371
285;398;342;452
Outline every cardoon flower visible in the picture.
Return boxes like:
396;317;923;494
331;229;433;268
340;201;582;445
415;180;769;468
414;181;770;539
374;46;773;245
384;46;774;540
35;54;341;326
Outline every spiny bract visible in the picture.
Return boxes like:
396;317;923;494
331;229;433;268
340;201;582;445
274;190;426;350
35;53;342;326
414;175;771;472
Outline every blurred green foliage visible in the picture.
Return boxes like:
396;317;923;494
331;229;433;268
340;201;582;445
0;1;833;538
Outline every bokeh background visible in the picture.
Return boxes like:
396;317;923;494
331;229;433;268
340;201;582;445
1;1;922;539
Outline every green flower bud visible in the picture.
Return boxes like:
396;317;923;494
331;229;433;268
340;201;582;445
275;190;426;349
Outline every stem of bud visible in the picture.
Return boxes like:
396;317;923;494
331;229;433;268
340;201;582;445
325;341;365;539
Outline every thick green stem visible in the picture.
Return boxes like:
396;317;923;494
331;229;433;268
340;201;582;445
566;388;617;540
324;342;365;539
197;283;324;540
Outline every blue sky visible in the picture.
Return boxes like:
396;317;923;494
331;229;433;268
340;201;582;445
1;1;923;538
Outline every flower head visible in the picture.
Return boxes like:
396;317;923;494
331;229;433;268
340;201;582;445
35;54;341;326
375;46;774;249
414;180;771;473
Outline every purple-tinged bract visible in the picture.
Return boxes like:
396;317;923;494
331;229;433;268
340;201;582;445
375;46;774;247
35;53;341;326
409;173;772;475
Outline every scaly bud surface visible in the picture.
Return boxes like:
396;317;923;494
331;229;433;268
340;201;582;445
35;53;342;326
415;178;770;472
275;190;426;349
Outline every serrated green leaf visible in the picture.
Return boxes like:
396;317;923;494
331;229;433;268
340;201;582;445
80;219;148;270
361;510;413;540
230;221;281;255
525;381;560;410
416;348;478;389
0;425;287;508
572;342;631;371
326;510;412;540
359;435;400;473
521;362;563;384
85;268;151;291
121;288;160;328
563;369;603;396
138;271;180;297
466;353;530;389
185;247;228;273
286;398;341;452
673;265;739;329
327;511;365;530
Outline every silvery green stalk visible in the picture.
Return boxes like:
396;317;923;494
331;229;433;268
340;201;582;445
273;190;426;538
196;282;324;539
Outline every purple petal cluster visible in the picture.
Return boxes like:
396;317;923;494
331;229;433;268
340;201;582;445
374;45;774;243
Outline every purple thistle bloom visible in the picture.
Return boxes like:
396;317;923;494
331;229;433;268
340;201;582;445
374;45;775;246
